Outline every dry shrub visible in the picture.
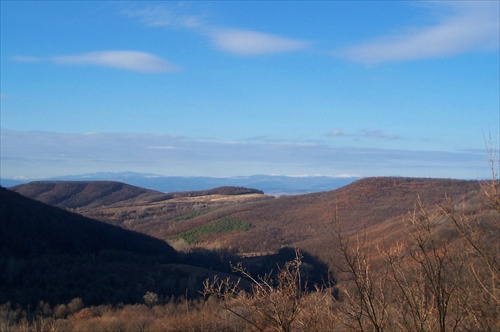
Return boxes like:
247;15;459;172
203;248;338;332
330;173;499;332
69;308;94;320
150;310;221;331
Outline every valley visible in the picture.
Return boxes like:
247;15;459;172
9;177;484;260
2;176;498;331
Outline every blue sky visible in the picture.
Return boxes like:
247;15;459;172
1;1;499;180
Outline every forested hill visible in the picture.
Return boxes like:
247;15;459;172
2;172;360;195
159;177;484;259
10;181;264;210
9;181;168;210
0;186;184;306
0;186;270;308
0;186;177;259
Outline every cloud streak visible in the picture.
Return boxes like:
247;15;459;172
122;5;201;28
124;5;308;56
53;51;180;73
0;129;489;179
337;2;499;64
12;51;180;73
207;28;308;56
328;129;401;140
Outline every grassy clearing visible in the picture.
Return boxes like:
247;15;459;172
170;211;210;222
174;217;251;244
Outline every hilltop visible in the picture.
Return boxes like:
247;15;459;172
153;177;484;262
3;172;360;195
10;181;264;209
10;181;271;235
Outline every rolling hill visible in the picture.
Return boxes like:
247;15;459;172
0;186;177;259
3;178;497;330
10;177;486;262
9;181;171;210
2;172;360;195
10;181;265;209
150;177;485;262
10;181;271;235
1;185;328;308
0;187;262;307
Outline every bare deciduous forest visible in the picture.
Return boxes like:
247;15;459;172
1;162;498;331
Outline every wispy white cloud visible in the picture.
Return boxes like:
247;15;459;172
361;130;401;140
145;145;180;150
10;56;42;62
328;130;346;137
0;129;490;179
207;28;308;56
11;51;180;73
337;2;499;64
124;4;308;56
122;5;201;28
52;51;180;73
335;173;363;178
328;129;401;140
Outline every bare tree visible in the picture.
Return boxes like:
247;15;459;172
203;248;309;332
331;191;494;332
380;198;470;332
329;212;394;332
438;141;499;330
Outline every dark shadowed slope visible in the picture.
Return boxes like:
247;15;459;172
0;187;185;306
0;187;272;308
0;186;177;259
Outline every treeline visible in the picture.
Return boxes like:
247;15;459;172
1;252;200;307
0;296;229;332
9;181;160;209
165;186;264;199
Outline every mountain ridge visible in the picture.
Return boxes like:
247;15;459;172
9;176;485;262
0;186;328;307
2;171;361;195
0;186;177;259
153;176;486;263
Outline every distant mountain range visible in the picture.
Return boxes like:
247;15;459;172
1;172;361;195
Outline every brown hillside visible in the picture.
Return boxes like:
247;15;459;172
0;186;177;259
10;181;169;209
0;187;261;307
10;181;272;233
10;178;486;266
158;177;484;264
11;182;264;210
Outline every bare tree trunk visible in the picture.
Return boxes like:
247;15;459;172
330;212;393;332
